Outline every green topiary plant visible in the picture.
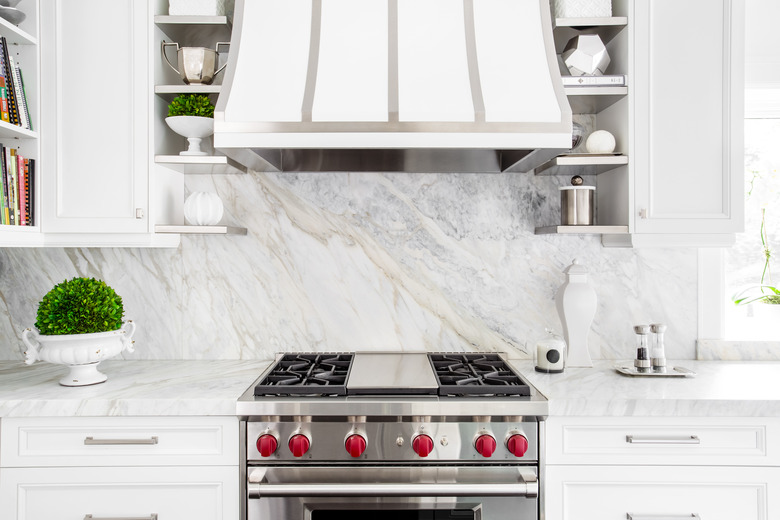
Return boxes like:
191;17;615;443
34;277;125;335
167;93;215;118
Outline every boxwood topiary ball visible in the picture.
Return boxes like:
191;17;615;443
35;277;124;335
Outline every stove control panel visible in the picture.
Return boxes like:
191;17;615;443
247;420;538;463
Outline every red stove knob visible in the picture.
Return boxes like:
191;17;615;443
345;434;367;458
507;434;529;457
412;434;434;457
288;434;311;457
475;434;497;457
256;434;278;457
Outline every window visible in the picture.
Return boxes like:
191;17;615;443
724;118;780;340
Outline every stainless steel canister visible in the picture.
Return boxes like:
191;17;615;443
560;185;595;225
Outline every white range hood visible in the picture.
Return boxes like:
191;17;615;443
215;0;572;172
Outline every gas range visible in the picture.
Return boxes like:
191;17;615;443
239;352;546;520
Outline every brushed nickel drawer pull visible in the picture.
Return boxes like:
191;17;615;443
627;514;700;520
625;435;700;445
84;436;159;446
84;515;158;520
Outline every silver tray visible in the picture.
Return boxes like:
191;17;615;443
615;365;696;378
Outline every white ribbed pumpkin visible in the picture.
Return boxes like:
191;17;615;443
184;191;224;226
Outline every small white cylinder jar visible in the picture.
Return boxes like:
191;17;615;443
184;191;224;226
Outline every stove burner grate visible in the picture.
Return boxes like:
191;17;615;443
429;353;531;397
254;353;353;396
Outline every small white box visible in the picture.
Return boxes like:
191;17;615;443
553;0;612;18
169;0;235;16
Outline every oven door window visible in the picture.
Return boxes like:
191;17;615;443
313;507;479;520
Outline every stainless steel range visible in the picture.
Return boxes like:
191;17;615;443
237;352;548;520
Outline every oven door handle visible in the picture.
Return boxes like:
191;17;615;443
248;481;538;498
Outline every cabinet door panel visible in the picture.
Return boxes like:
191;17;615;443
0;466;238;520
545;465;779;520
633;0;744;234
40;0;148;233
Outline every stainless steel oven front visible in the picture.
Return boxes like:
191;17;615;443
243;418;541;520
248;465;538;520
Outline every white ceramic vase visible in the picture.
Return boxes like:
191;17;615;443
165;116;214;155
184;191;224;225
21;321;136;386
555;259;596;368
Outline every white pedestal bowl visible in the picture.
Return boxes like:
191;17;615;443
22;321;136;386
165;116;214;156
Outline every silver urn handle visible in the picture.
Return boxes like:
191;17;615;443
213;42;231;78
161;40;181;76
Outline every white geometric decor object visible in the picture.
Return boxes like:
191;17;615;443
553;0;612;18
184;191;224;226
22;322;137;386
585;130;616;153
165;116;214;156
169;0;234;16
561;34;611;76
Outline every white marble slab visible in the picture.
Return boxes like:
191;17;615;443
2;359;780;418
0;171;699;361
516;359;780;417
697;339;780;360
0;360;271;417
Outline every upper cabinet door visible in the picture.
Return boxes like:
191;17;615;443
40;0;148;234
632;0;744;235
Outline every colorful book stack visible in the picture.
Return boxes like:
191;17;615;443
0;143;35;226
0;36;32;129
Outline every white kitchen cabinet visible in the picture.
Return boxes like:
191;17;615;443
546;464;779;520
38;0;179;246
1;466;238;520
544;416;780;520
603;0;744;247
0;416;239;520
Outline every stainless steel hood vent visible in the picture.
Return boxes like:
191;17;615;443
215;0;572;173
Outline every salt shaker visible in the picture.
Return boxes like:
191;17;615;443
633;325;651;373
650;323;667;373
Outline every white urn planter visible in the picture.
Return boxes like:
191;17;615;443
165;115;214;155
22;321;136;386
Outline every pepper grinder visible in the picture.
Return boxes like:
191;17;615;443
650;323;667;373
555;259;596;368
633;325;651;373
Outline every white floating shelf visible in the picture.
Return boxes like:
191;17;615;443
553;17;628;48
534;154;628;176
0;17;37;45
535;225;629;235
154;15;232;43
155;155;247;174
565;87;628;113
154;84;221;95
155;225;247;235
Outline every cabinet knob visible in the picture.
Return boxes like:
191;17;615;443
639;208;648;219
135;208;145;219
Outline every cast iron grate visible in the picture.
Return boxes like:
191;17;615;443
253;353;353;396
429;353;531;397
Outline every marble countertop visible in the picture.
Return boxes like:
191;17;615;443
517;359;780;417
1;359;779;418
0;360;272;417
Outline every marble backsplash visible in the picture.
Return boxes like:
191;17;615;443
0;170;697;361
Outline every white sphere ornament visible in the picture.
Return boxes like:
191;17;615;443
184;191;224;225
585;130;616;154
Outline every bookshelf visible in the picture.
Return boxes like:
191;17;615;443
0;0;39;246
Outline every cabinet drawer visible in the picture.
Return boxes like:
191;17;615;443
0;466;238;520
545;465;780;520
546;416;780;466
0;416;238;467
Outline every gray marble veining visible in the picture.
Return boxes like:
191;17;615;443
0;171;697;360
